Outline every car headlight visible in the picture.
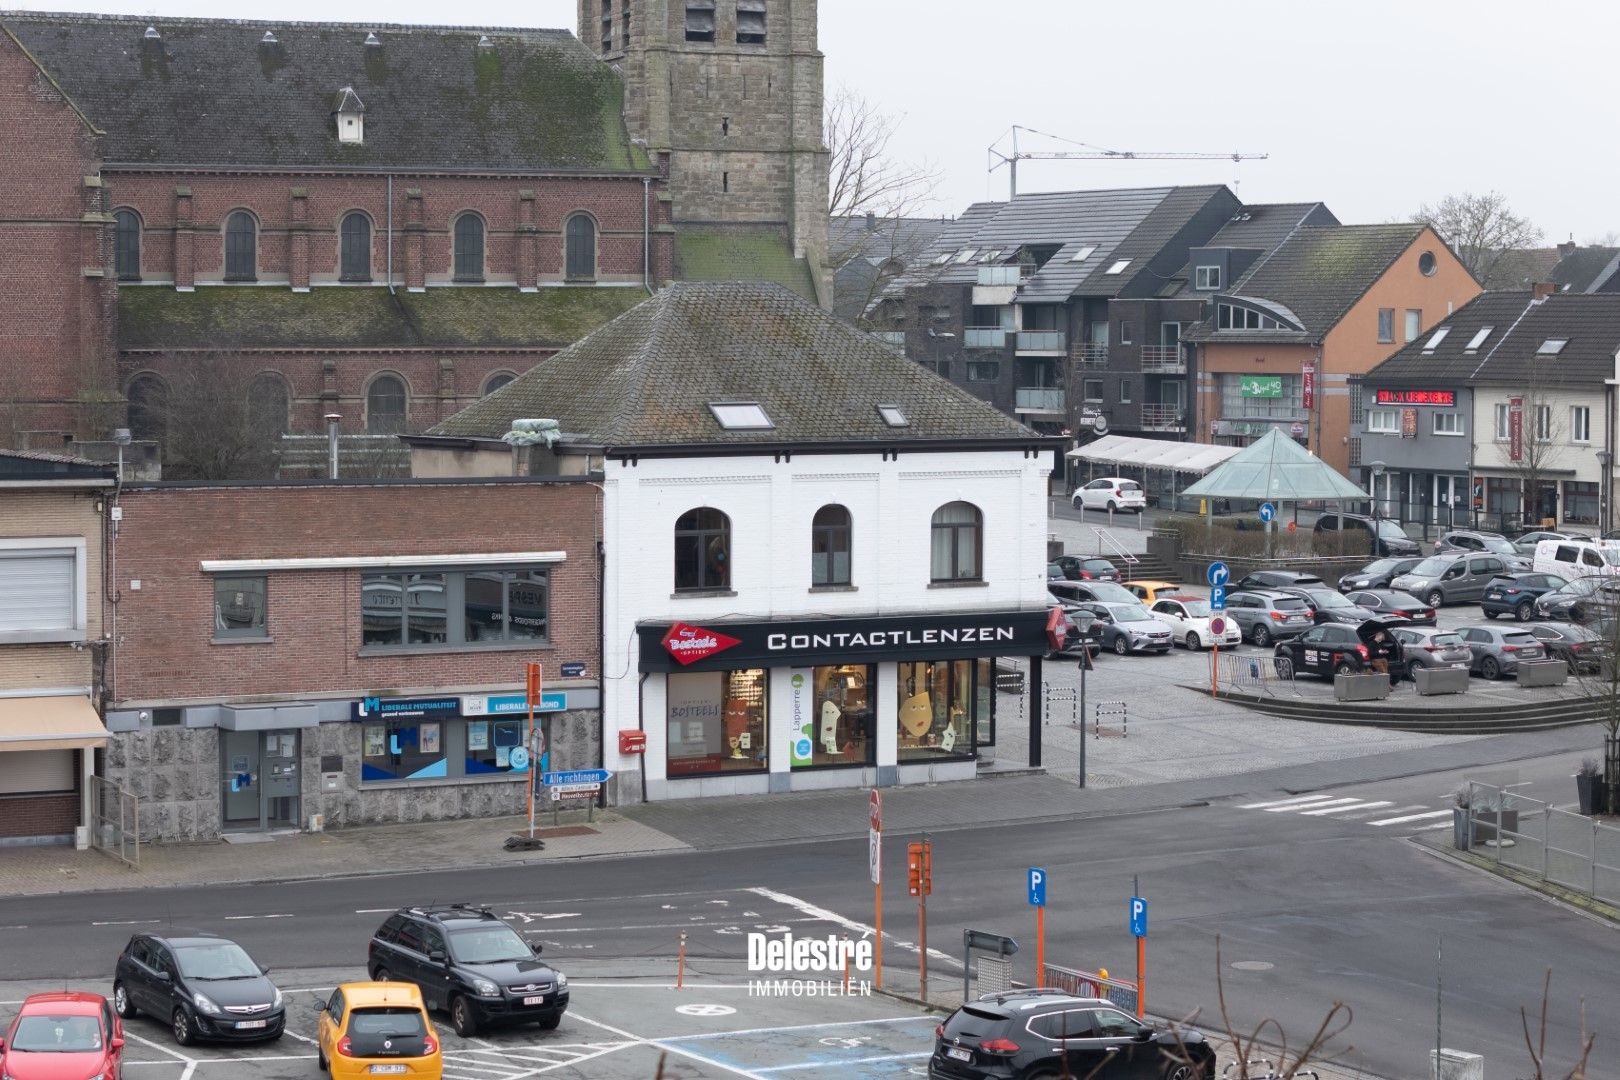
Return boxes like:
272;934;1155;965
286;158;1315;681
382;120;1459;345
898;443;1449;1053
472;978;500;997
194;992;221;1015
556;972;568;989
272;987;283;1008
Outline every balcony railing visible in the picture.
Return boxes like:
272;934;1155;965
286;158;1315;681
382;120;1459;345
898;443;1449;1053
976;265;1023;286
1073;342;1109;366
1015;387;1065;414
1016;330;1067;353
964;327;1007;349
873;331;906;348
1140;345;1186;373
1140;403;1186;430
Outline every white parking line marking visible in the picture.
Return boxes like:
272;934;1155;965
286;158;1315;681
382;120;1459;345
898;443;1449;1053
1239;794;1342;809
93;919;161;926
1299;800;1393;816
1267;797;1361;814
354;908;396;914
756;1051;932;1073
223;914;294;920
669;1015;930;1042
570;1011;766;1079
1370;809;1454;826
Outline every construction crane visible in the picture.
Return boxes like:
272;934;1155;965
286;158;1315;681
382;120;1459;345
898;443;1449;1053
989;125;1269;199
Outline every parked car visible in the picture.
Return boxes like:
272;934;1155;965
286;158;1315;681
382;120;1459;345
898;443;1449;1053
1527;622;1606;674
316;981;441;1079
1122;578;1183;604
1233;569;1324;591
1313;512;1421;557
1531;539;1620;582
1072;477;1147;514
1391;553;1512;607
1344;589;1436;625
1480;572;1568;621
1047;607;1104;660
1433;530;1530;569
113;932;284;1045
1337;557;1424;593
1274;621;1402;679
1048;579;1141;607
369;904;568;1035
1534;576;1620;621
1275;585;1384;626
1149;595;1244;650
928;990;1216;1080
1223;589;1316;647
1514;529;1591;557
1454;625;1547;679
1051;555;1120;581
1077;602;1173;655
1046;562;1064;580
0;992;123;1080
1390;626;1474;680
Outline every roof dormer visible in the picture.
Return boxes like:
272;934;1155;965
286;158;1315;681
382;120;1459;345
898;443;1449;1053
333;86;365;145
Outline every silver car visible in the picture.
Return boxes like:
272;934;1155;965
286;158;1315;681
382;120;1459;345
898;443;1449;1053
1392;553;1512;606
1433;530;1531;570
1455;625;1547;679
1089;602;1174;655
1390;626;1472;680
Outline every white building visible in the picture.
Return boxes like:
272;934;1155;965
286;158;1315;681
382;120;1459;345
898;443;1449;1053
412;283;1064;802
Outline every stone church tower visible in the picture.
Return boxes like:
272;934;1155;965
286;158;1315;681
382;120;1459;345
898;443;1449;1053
581;0;830;301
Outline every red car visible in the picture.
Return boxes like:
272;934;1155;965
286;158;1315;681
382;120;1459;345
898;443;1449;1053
0;991;123;1080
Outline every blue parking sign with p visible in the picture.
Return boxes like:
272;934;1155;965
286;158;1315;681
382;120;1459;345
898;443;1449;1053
1209;585;1226;611
1130;896;1148;937
1028;867;1046;907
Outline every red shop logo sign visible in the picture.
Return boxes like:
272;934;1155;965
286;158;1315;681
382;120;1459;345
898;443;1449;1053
661;622;742;666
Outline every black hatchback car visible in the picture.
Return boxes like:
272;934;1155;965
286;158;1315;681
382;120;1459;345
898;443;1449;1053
1233;569;1323;591
112;932;284;1046
369;904;569;1036
929;990;1214;1080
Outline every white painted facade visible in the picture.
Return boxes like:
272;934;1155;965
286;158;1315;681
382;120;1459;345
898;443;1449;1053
599;446;1056;802
1469;385;1612;529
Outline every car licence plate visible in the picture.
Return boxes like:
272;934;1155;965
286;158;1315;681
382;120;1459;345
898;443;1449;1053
946;1047;972;1062
368;1067;407;1075
235;1020;268;1030
523;995;546;1005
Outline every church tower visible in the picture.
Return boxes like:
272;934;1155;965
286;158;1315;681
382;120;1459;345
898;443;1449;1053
581;0;830;301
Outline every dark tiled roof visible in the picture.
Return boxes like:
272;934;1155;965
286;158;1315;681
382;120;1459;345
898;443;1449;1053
1070;185;1234;297
428;282;1042;447
1548;246;1620;292
829;214;953;322
1365;291;1620;387
1168;202;1338;296
0;449;116;478
1487;246;1561;291
1;12;648;172
673;225;817;301
1186;224;1428;342
118;286;647;349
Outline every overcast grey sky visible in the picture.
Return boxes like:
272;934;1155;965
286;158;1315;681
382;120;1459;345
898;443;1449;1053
17;0;1617;241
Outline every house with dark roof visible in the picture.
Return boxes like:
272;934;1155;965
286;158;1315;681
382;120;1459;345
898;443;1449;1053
829;213;953;325
1357;288;1620;533
1184;223;1480;477
1548;243;1620;294
412;282;1064;802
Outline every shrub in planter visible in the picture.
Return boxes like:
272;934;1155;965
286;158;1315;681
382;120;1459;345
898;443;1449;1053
1576;758;1607;816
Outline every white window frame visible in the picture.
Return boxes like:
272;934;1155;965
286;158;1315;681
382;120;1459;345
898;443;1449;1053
1367;409;1400;434
1404;309;1422;343
1494;403;1510;441
1195;265;1221;289
0;537;87;644
1571;406;1592;444
1432;412;1464;436
1535;404;1553;443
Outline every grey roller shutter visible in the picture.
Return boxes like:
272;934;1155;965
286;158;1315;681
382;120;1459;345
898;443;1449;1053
0;551;75;633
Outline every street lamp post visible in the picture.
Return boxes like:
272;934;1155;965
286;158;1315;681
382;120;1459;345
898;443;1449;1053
1598;450;1613;537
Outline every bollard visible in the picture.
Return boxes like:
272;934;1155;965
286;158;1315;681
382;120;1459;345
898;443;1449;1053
677;931;687;990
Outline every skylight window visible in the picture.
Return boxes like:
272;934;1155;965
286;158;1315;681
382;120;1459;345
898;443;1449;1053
1105;259;1131;275
1464;326;1493;351
877;404;909;428
932;251;953;266
953;248;979;264
708;402;774;430
1422;327;1450;352
1537;338;1569;355
1070;244;1098;262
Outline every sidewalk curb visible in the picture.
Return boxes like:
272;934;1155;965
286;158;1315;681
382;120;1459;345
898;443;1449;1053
1406;835;1620;927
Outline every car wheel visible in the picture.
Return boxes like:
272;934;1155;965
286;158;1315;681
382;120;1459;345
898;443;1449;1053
1334;660;1357;676
1113;636;1130;656
536;1012;563;1031
1483;610;1498;620
1481;656;1501;680
1250;625;1271;648
371;966;391;983
318;1046;329;1072
1106;500;1119;513
113;982;137;1019
450;994;479;1037
1164;1066;1198;1080
1425;590;1444;608
1571;605;1587;624
1185;632;1201;652
172;1008;195;1047
1516;601;1534;622
1407;660;1423;680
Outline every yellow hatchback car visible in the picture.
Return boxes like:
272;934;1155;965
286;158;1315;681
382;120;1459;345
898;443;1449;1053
317;982;441;1078
1123;579;1183;604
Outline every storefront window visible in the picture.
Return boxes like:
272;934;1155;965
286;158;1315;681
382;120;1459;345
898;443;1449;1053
360;719;448;781
791;664;876;768
1565;481;1599;526
667;668;767;776
896;659;987;761
465;718;529;775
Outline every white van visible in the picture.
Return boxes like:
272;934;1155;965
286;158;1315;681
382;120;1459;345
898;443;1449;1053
1533;539;1620;581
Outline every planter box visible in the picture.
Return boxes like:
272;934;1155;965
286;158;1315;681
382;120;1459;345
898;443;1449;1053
1415;665;1470;696
1452;807;1471;850
1334;672;1392;702
1516;659;1569;687
1471;809;1519;845
1576;774;1609;816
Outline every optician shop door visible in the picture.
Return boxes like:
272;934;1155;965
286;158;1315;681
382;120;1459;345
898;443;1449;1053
221;729;301;831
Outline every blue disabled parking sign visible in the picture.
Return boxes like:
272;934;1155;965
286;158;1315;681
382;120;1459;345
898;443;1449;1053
1130;896;1148;937
1028;867;1046;907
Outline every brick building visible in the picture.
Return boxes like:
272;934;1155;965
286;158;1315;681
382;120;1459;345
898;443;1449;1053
103;478;603;840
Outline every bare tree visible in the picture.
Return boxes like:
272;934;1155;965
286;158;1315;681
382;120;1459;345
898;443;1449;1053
147;354;285;480
1500;380;1565;531
1519;969;1594;1080
1412;191;1544;289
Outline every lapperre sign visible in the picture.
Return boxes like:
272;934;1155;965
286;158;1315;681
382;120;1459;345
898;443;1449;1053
642;610;1052;672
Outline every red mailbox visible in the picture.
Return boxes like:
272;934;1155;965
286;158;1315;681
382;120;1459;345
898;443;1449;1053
618;730;648;754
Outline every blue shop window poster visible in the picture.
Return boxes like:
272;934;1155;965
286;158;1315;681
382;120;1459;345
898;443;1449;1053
467;721;489;751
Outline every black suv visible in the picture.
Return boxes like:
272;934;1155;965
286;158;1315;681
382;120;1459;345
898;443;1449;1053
929;990;1214;1079
1232;569;1323;591
369;904;569;1036
1313;513;1420;557
112;932;284;1046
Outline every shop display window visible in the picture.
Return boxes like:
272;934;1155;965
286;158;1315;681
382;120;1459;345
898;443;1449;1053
792;664;876;768
360;719;448;781
667;668;767;776
465;718;529;775
896;659;988;761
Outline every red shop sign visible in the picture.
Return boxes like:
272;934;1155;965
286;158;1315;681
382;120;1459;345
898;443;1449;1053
660;622;742;666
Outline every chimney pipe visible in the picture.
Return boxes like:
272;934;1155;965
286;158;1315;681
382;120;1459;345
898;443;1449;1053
323;413;342;479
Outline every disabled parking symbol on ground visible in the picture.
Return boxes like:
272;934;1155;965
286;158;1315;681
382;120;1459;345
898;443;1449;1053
675;1003;736;1017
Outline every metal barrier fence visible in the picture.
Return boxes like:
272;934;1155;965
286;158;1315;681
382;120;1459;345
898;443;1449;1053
1465;781;1620;904
1042;962;1140;1015
1221;653;1299;697
89;775;139;868
1093;701;1127;738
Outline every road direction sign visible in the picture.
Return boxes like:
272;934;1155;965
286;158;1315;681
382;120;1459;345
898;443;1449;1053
1209;585;1226;611
1130;896;1148;938
1028;867;1046;907
542;768;612;787
1259;502;1276;523
1206;561;1230;588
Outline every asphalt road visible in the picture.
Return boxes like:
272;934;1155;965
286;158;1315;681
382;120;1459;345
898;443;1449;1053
2;754;1612;1080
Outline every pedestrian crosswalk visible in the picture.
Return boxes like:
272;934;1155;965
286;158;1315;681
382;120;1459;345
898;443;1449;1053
1237;793;1454;830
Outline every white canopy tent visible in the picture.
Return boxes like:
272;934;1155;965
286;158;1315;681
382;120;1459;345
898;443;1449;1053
1066;435;1241;475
